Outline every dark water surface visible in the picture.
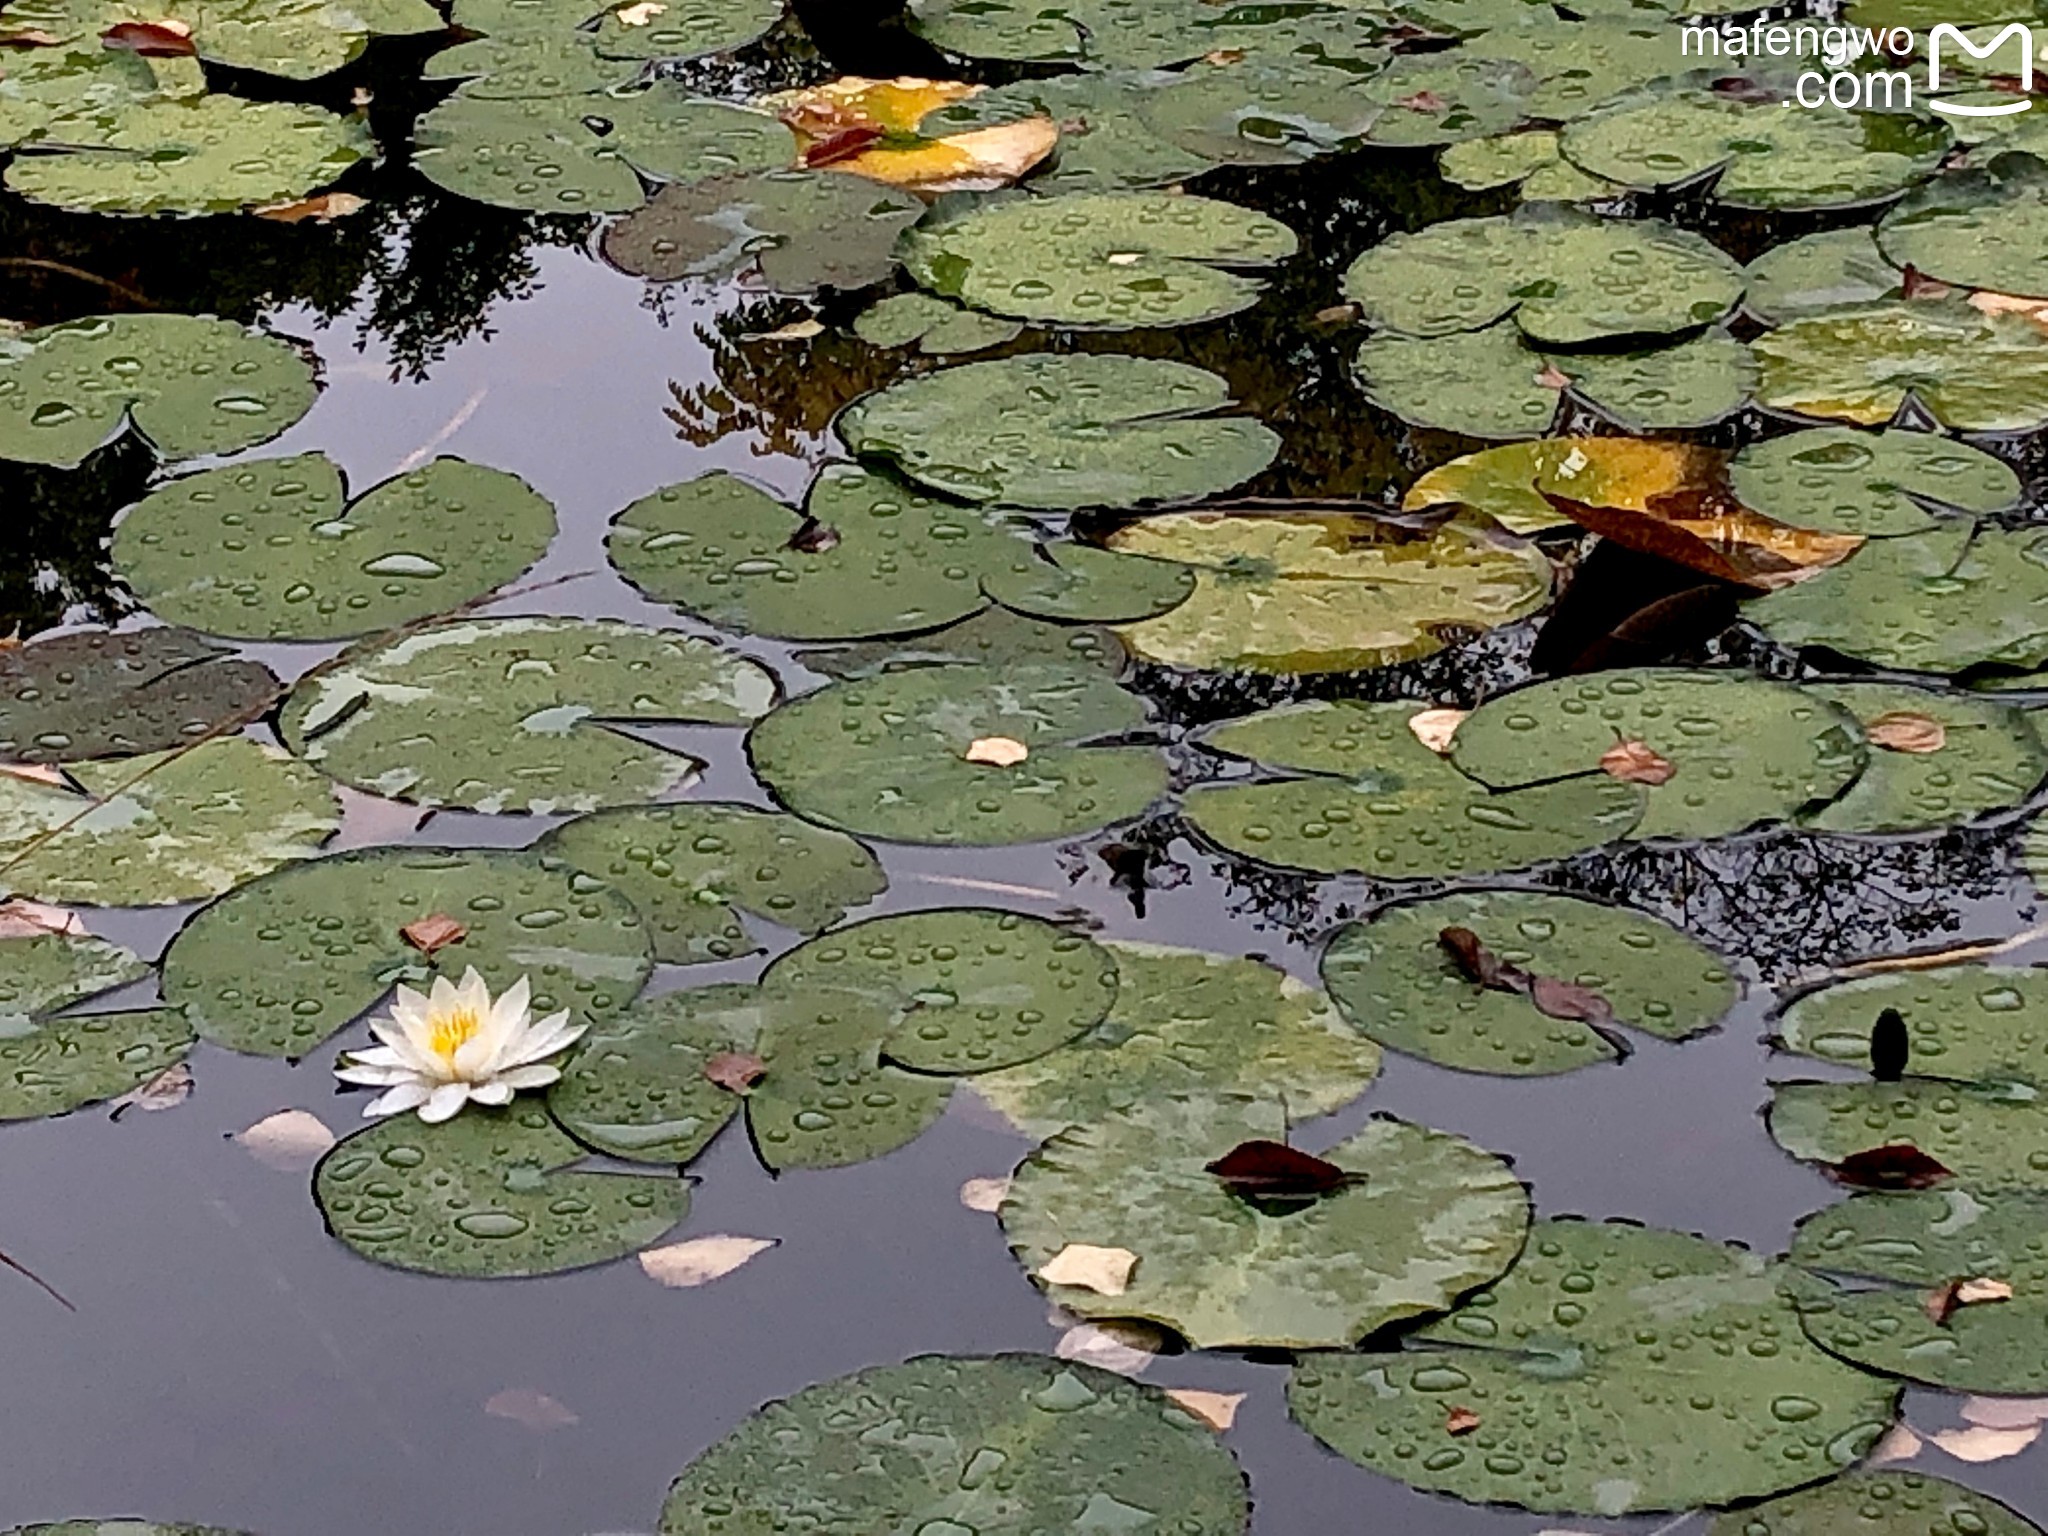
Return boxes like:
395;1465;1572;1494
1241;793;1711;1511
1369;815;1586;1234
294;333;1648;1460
4;138;2048;1536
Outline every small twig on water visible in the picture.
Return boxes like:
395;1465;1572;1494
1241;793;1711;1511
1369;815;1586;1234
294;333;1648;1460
0;258;155;309
1804;919;2048;986
0;1244;75;1311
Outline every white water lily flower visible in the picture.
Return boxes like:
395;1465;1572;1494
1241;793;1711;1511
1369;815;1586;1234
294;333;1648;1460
335;968;585;1124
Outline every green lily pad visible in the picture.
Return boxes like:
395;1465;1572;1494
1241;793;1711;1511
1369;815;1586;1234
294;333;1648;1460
1778;961;2048;1086
1744;229;1906;325
1879;151;2048;300
1459;20;1675;121
660;1354;1250;1535
1788;1188;2048;1395
0;41;191;150
1186;700;1644;879
0;739;338;907
0;0;442;79
907;0;1387;68
0;627;277;763
837;354;1279;510
1356;52;1534;148
1746;522;2048;675
1440;131;1616;201
1562;93;1949;210
796;608;1124;681
1322;890;1737;1076
1803;684;2046;832
1356;321;1755;439
161;845;651;1057
1342;207;1745;346
599;172;924;292
1450;669;1868;840
315;1103;686;1278
765;907;1119;1076
851;293;1022;355
425;30;637;100
7;95;370;216
749;661;1166;845
1003;1094;1528;1350
1708;1472;2045;1536
1289;1219;1901;1516
609;465;1008;641
1134;53;1386;167
278;617;778;814
1103;511;1551;672
537;802;884;964
1768;1078;2048;1190
924;72;1217;193
1731;427;2019;538
0;314;317;469
901;191;1297;330
413;85;793;215
547;981;762;1164
113;453;556;642
969;942;1382;1139
1753;299;2048;432
981;541;1197;625
0;931;190;1121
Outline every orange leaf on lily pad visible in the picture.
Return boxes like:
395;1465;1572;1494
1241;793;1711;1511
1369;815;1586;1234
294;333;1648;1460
1599;738;1676;786
761;76;1056;191
1866;711;1946;754
101;18;195;54
400;913;468;956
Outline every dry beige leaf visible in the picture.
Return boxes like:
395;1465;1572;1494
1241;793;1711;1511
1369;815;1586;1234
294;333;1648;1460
1445;1406;1482;1436
1955;1276;2015;1304
1054;1320;1159;1375
1312;302;1360;326
1868;1423;1925;1466
614;0;666;22
483;1387;579;1431
1202;47;1246;64
0;762;69;787
638;1234;777;1288
958;1175;1011;1213
1533;362;1572;390
828;117;1059;193
1105;252;1143;267
1165;1388;1245;1431
703;1051;767;1094
1038;1242;1137;1295
963;735;1030;767
1406;707;1467;755
1599;738;1676;786
1971;290;2048;329
234;1109;336;1172
1931;1423;2042;1462
255;191;367;224
400;912;468;956
747;319;824;341
0;897;83;938
1867;710;1947;754
1961;1396;2048;1430
110;1062;192;1117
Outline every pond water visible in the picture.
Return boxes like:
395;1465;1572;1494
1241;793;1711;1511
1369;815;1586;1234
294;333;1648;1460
6;3;2048;1534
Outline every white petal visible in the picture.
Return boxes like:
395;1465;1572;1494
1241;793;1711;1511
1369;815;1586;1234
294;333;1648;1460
418;1082;472;1123
342;1045;406;1070
388;984;431;1028
457;967;492;1014
468;1079;516;1105
501;1014;585;1069
365;1081;433;1118
490;975;533;1033
451;1030;498;1082
427;972;462;1015
335;1061;417;1087
491;1063;562;1091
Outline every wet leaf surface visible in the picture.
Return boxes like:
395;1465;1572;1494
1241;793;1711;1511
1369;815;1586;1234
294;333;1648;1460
1706;1470;2044;1535
0;627;276;763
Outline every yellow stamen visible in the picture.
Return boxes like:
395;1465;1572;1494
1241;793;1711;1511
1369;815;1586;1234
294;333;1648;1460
427;1008;483;1061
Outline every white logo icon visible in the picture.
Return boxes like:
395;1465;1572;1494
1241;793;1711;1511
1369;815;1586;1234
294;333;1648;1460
1927;22;2034;117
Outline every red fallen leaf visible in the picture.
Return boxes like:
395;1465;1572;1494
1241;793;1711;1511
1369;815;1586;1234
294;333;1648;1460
1533;363;1572;391
1445;1406;1482;1436
1900;264;1953;301
401;913;469;956
1829;1142;1954;1191
101;19;197;54
800;125;885;168
1206;1139;1357;1198
1599;738;1677;786
1441;927;1627;1043
703;1051;767;1094
786;519;840;554
1528;973;1617;1027
1393;90;1447;112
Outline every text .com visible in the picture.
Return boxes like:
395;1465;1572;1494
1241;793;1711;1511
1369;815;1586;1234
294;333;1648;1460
1680;21;2036;114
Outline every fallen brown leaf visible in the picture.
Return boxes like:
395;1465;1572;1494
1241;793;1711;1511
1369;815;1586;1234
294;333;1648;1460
1038;1243;1138;1295
110;1062;192;1118
1869;1423;1924;1466
1961;1395;2048;1429
0;762;70;787
0;897;84;938
483;1387;579;1431
1406;707;1466;755
1829;1142;1953;1191
255;192;368;224
1056;1319;1160;1375
1439;926;1621;1034
752;319;825;342
638;1234;776;1287
1956;1277;2015;1305
958;1175;1011;1213
1931;1423;2041;1462
1312;302;1360;325
1202;47;1246;64
826;117;1059;192
964;735;1030;767
1167;1388;1246;1431
1533;362;1572;390
233;1109;336;1171
1867;711;1946;754
703;1051;767;1094
1599;738;1676;786
1205;1139;1357;1198
614;0;666;23
101;19;195;54
785;518;840;554
1394;89;1448;111
1446;1406;1482;1436
400;912;468;956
